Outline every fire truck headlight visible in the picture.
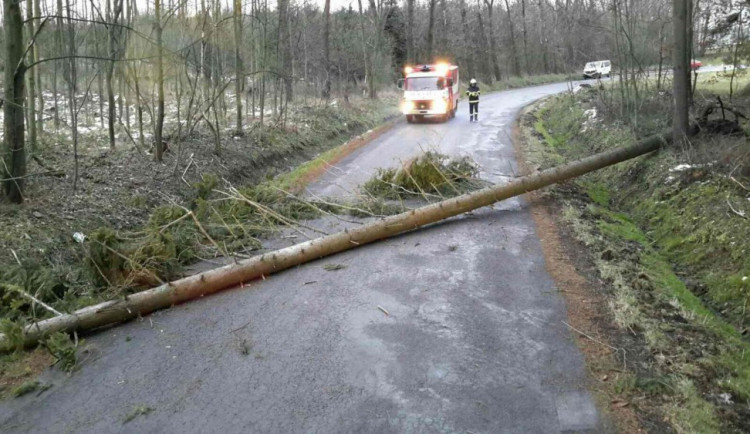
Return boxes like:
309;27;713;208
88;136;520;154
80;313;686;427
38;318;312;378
401;100;414;114
433;99;448;114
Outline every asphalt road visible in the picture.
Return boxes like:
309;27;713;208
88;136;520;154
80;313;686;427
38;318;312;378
0;81;606;433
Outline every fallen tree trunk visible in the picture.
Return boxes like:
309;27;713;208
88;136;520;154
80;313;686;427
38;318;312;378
0;131;670;351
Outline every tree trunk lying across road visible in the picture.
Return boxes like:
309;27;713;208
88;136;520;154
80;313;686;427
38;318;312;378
0;131;670;351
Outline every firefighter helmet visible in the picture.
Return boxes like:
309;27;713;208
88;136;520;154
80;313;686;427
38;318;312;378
470;78;477;85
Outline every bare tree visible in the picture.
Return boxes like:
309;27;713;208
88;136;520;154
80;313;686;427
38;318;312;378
322;0;331;99
65;0;80;190
154;0;166;162
502;0;520;76
483;0;502;81
234;0;243;131
3;0;27;203
278;0;292;102
25;0;37;154
673;0;690;144
427;0;437;59
106;0;124;149
406;0;415;62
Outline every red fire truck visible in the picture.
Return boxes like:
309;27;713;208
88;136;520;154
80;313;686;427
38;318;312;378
399;63;459;123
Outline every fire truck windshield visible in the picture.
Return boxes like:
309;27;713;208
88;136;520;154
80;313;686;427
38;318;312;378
405;76;445;91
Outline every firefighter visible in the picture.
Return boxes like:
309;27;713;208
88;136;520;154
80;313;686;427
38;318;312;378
466;79;480;122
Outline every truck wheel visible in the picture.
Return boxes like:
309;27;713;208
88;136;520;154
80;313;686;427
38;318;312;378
406;115;415;123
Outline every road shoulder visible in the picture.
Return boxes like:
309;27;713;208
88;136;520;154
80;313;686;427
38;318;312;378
513;105;643;433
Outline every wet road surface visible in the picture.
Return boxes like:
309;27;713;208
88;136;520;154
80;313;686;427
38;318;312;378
0;81;606;433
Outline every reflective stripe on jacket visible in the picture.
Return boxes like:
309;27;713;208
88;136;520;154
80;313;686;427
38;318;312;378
466;86;480;102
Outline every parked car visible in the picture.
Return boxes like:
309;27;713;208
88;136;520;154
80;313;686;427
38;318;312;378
691;59;703;71
583;60;612;79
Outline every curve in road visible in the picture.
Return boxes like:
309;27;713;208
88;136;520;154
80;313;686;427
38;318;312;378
0;81;606;433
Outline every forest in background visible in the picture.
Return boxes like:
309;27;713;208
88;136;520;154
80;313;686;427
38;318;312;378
0;0;746;200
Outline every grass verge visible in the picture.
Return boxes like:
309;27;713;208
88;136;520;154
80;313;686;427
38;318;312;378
519;80;750;432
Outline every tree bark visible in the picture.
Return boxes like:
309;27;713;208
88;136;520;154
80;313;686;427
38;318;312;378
484;0;502;81
521;0;528;74
356;0;374;100
427;0;437;59
53;0;64;131
107;0;123;149
476;10;492;83
154;0;165;162
502;0;521;76
0;132;672;350
537;0;549;74
33;0;43;137
65;0;79;190
367;0;378;99
673;0;690;145
406;0;415;62
3;0;26;203
322;0;331;99
460;0;476;80
25;0;37;154
277;0;293;102
234;0;243;131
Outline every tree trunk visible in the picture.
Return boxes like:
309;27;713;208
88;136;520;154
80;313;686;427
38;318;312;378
0;131;672;350
97;37;105;130
367;0;378;99
3;0;26;204
521;0;528;74
427;0;437;59
406;0;415;63
476;10;492;83
65;0;79;190
357;0;370;97
107;0;123;149
322;0;331;99
502;0;521;77
25;0;37;154
460;1;476;80
53;0;64;131
154;0;165;162
278;0;293;102
484;0;502;81
34;0;43;137
234;0;243;131
537;0;549;73
673;0;690;145
657;21;667;90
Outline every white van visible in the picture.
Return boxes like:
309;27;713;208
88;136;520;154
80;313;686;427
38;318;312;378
583;60;611;79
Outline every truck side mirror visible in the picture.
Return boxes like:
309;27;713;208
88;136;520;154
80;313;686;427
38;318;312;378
397;79;404;90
